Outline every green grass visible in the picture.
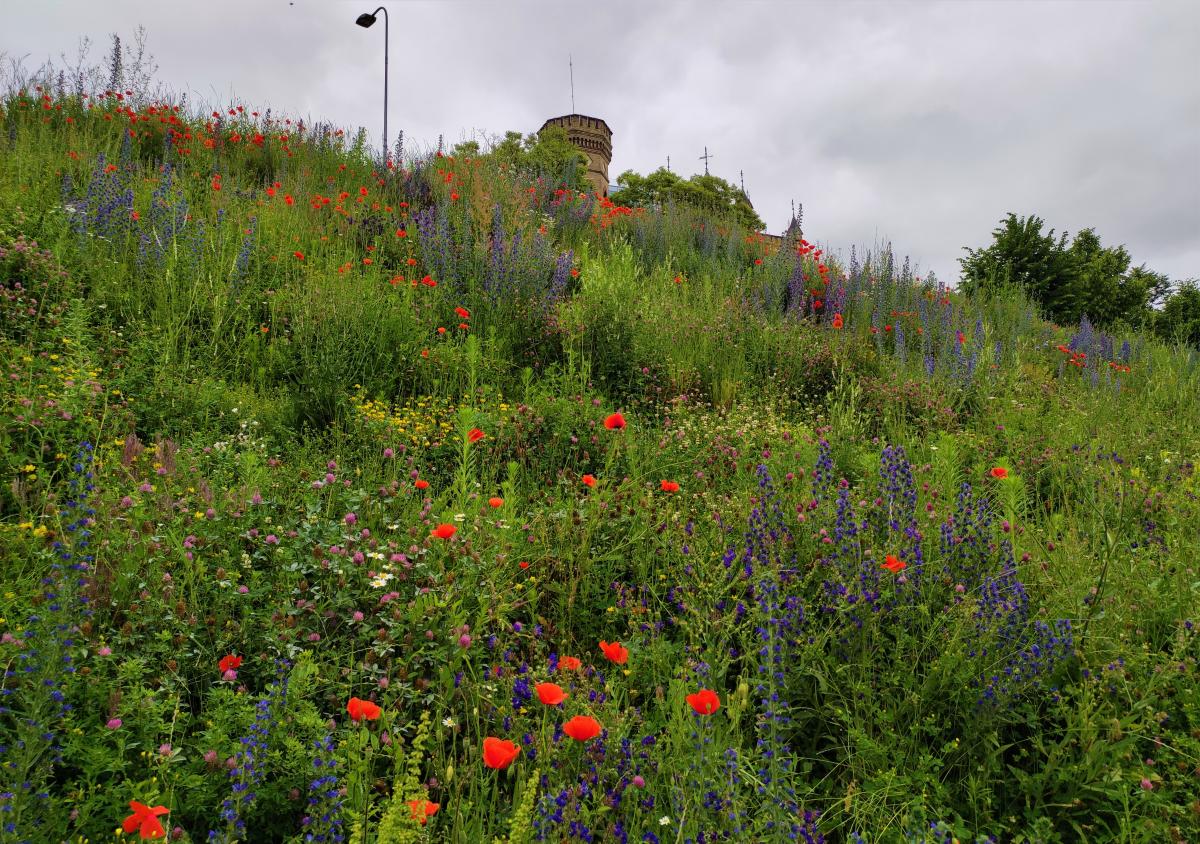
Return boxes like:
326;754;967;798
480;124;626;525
0;82;1196;844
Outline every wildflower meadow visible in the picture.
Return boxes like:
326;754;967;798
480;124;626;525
0;68;1197;844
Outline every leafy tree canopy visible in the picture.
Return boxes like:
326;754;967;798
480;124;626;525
959;213;1171;328
609;167;765;232
455;127;589;193
1154;280;1200;346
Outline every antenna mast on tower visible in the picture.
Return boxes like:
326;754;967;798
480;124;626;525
569;54;575;112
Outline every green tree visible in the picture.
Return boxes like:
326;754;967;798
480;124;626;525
959;213;1078;323
961;215;1159;327
488;127;588;193
1154;281;1200;346
609;167;765;232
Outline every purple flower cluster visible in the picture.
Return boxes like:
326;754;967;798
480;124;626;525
0;444;95;841
301;733;344;843
210;661;292;842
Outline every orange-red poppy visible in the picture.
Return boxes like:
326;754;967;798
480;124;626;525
431;524;457;540
346;696;382;722
882;554;906;574
832;313;844;329
455;306;470;319
559;656;582;672
604;412;626;430
989;467;1009;479
488;496;504;508
218;654;242;673
482;736;520;769
562;715;602;742
467;428;485;443
686;689;721;715
407;799;439;825
123;800;169;839
535;682;568;705
415;479;430;490
599;640;628;665
660;480;680;493
582;474;597;488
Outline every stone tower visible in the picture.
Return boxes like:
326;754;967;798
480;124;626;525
539;114;612;197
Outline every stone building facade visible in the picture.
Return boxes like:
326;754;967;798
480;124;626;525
538;114;612;197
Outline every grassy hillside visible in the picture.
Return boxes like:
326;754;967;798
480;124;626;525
0;83;1197;843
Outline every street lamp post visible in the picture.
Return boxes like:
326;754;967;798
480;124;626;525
355;7;389;162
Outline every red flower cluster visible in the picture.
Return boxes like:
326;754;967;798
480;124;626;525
686;689;721;715
599;640;628;664
563;715;602;742
483;736;520;769
347;696;382;722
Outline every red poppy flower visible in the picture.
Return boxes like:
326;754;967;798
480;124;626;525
581;474;597;488
882;554;906;573
559;656;582;672
832;313;844;329
455;306;470;319
285;194;294;206
562;715;602;742
754;258;763;266
407;799;439;825
450;191;460;201
599;640;628;665
518;560;530;569
467;428;485;443
347;696;382;722
535;682;568;705
123;800;169;839
218;654;242;673
482;736;520;769
396;228;407;238
414;479;430;490
604;412;626;430
957;331;966;345
660;480;680;493
989;467;1009;479
293;251;304;260
686;689;721;715
488;496;504;508
431;523;457;540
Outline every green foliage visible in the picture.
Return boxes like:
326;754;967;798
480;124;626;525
960;213;1174;329
610;166;765;232
1;69;1199;844
489;127;589;193
1154;280;1200;346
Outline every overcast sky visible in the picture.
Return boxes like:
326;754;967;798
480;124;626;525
4;0;1198;283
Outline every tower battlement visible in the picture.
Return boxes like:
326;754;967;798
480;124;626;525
539;114;612;197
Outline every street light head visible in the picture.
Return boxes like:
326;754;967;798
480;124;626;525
355;12;377;27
